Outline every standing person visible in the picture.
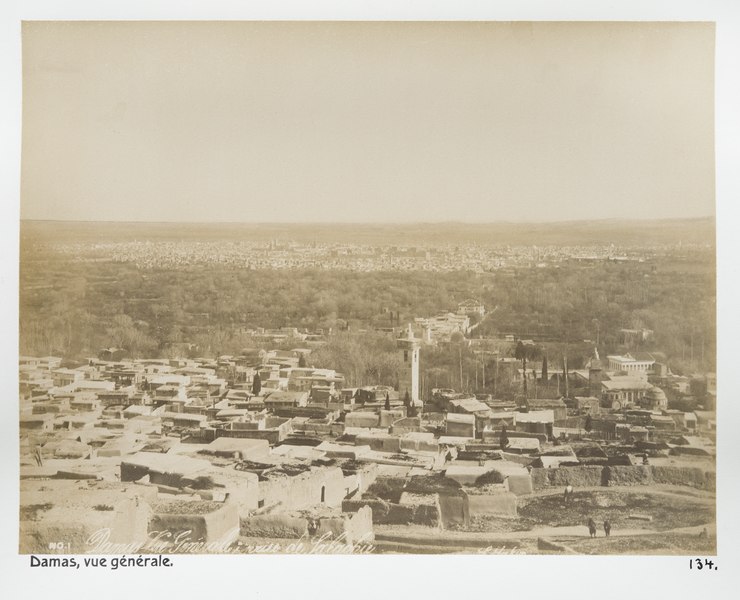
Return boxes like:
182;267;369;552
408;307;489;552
587;518;597;538
500;425;509;451
603;520;611;537
564;483;574;505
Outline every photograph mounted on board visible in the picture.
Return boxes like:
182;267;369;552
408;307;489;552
19;21;716;555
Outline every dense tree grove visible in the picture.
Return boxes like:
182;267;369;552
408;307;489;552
308;332;402;388
20;243;715;385
479;257;716;374
20;254;486;359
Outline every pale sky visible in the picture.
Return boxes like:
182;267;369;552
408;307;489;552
20;21;715;223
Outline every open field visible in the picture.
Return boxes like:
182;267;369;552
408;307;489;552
371;485;715;555
517;488;714;532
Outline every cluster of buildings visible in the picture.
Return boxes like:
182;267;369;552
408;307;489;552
505;348;715;442
407;299;485;344
19;323;715;554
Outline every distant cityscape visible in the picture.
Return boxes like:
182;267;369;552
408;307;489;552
37;239;712;272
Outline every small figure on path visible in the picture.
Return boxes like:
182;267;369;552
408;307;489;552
603;520;611;537
563;483;574;505
587;518;597;538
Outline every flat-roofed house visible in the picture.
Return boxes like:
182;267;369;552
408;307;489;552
606;353;655;374
446;413;476;438
263;390;309;409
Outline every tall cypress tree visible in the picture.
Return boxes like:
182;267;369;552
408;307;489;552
541;355;548;383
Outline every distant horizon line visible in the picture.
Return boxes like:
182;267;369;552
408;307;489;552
20;215;716;226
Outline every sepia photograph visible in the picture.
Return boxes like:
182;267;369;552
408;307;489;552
7;1;740;596
15;18;720;560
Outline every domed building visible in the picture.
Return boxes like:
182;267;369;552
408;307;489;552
641;385;668;411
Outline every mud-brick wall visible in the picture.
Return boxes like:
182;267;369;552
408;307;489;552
20;495;154;554
345;506;374;543
240;514;309;538
651;466;715;491
149;504;239;545
217;428;282;444
530;468;549;490
467;492;517;517
120;463;187;488
240;506;374;545
342;498;440;527
531;465;715;491
355;434;402;453
355;464;379;496
260;467;347;510
297;422;345;437
530;466;604;489
219;474;260;513
437;492;469;529
312;511;374;545
607;465;653;486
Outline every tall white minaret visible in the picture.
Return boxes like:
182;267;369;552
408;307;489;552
397;324;421;404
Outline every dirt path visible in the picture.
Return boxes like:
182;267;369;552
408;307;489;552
374;520;716;551
374;523;653;544
526;484;715;504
